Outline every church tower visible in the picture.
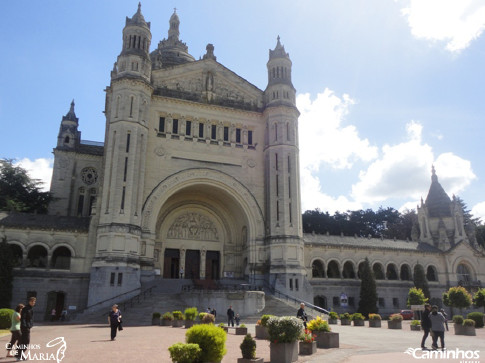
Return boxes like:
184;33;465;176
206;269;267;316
263;37;306;295
87;3;153;306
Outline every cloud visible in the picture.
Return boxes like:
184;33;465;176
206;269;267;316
401;0;485;52
351;121;476;203
297;90;377;212
471;201;485;221
14;158;53;192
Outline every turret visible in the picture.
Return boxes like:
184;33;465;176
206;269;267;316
56;100;80;150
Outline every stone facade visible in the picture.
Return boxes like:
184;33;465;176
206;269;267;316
1;6;484;319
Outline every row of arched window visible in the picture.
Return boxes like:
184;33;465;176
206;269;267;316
311;260;439;282
8;244;72;270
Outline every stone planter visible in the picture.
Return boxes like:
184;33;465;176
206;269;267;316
223;327;229;332
299;341;317;355
270;341;298;363
184;320;195;329
454;323;464;335
255;325;269;339
340;319;351;326
152;318;160;325
235;327;248;335
353;320;365;326
410;325;421;331
463;326;476;336
313;331;339;349
160;319;172;326
369;320;381;328
237;358;264;363
387;320;402;329
172;319;184;327
328;318;338;325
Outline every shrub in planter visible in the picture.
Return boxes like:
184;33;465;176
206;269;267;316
462;319;476;336
267;316;304;343
0;309;14;330
307;316;331;333
368;313;382;328
198;312;207;321
240;333;256;359
328;311;339;324
152;312;161;325
255;315;272;339
298;330;317;355
186;324;227;363
260;314;273;327
307;316;338;349
466;312;484;328
463;319;475;327
236;324;248;335
410;320;421;331
387;314;403;329
351;313;365;326
202;313;215;324
453;315;464;335
168;342;201;363
172;311;185;327
340;312;351;325
184;307;198;328
161;312;174;326
452;315;464;324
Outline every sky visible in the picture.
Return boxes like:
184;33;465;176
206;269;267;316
1;0;485;221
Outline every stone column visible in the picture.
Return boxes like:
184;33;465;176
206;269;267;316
200;248;206;280
180;248;186;279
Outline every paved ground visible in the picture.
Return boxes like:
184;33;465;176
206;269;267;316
0;321;483;362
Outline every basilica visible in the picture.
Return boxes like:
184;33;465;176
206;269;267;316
1;5;483;319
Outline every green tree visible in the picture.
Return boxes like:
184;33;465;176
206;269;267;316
0;158;52;214
407;287;428;307
358;258;378;317
473;288;485;313
0;237;14;308
413;264;430;299
443;286;472;313
476;225;485;248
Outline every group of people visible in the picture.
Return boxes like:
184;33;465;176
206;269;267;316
421;303;448;351
226;305;241;327
6;296;36;361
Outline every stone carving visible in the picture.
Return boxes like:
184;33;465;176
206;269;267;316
167;212;219;241
247;159;256;168
154;145;165;156
81;167;98;185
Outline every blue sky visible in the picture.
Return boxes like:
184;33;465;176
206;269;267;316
1;0;484;220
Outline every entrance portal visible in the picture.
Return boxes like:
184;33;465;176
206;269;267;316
185;250;200;279
314;295;328;311
206;251;220;280
163;248;180;279
45;291;65;321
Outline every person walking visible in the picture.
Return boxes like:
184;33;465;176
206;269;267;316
440;308;449;331
420;304;432;349
108;304;122;341
227;305;235;327
15;297;36;361
297;303;308;328
429;305;446;351
6;304;23;358
50;308;56;322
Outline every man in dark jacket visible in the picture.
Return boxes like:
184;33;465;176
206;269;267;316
16;296;36;360
420;304;432;349
227;305;235;327
297;303;308;328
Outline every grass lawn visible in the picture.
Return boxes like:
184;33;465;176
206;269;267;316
0;329;10;338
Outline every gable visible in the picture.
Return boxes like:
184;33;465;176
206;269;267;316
151;59;264;111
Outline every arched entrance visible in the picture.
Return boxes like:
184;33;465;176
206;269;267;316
45;291;65;321
314;295;328;310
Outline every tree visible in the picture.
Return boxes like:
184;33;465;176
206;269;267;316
413;264;430;299
473;288;485;313
407;287;428;307
0;158;52;213
358;258;378;317
476;225;485;249
0;237;14;308
443;286;472;313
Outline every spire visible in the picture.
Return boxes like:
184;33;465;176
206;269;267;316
431;165;437;182
168;8;180;41
62;99;78;123
425;166;452;217
126;2;150;29
269;35;289;60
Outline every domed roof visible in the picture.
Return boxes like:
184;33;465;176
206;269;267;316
126;3;150;30
424;167;452;217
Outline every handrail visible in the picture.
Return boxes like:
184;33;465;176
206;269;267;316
263;280;330;316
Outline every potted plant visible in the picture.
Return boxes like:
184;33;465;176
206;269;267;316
351;313;365;326
267;316;303;363
161;312;173;326
168;342;201;363
368;313;381;328
387;314;403;329
186;324;227;363
236;323;248;335
202;313;215;324
198;312;207;322
410;320;421;331
462;319;476;336
218;322;228;332
340;313;351;326
255;314;272;339
328;311;339;324
184;307;198;329
307;316;339;349
172;310;184;327
453;315;464;335
298;329;317;355
152;312;161;325
466;312;484;328
238;333;263;363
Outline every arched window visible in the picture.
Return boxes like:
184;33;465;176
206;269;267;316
314;295;327;310
357;261;366;279
386;264;398;280
312;260;325;278
373;263;385;280
27;245;48;268
9;244;23;267
327;260;341;278
426;266;438;282
342;261;355;279
64;136;70;144
457;264;471;283
400;264;412;281
50;247;71;270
